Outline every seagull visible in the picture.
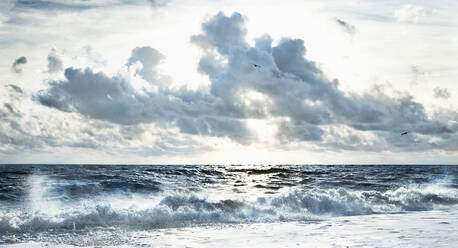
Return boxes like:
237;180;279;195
253;63;261;68
400;131;409;136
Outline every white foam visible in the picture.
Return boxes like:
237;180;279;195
1;173;457;239
4;209;458;248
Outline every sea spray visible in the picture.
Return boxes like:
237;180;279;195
0;164;457;245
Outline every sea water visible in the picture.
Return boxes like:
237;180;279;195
0;164;457;247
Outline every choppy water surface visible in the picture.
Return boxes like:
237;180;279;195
0;164;457;247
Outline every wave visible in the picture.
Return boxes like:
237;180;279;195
226;167;294;175
0;179;456;234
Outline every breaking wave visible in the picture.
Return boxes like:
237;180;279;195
0;178;456;234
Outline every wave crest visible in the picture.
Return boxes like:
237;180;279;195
0;180;456;234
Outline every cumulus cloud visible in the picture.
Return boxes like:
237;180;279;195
190;12;248;55
12;56;27;73
36;46;255;144
433;87;450;99
335;18;356;35
189;12;456;149
35;11;458;152
126;46;164;84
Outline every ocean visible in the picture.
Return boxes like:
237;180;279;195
0;164;457;247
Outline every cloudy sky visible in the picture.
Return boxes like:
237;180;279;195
1;0;457;164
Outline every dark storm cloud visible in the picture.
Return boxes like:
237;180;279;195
36;11;458;151
335;18;356;35
12;56;27;73
433;87;450;99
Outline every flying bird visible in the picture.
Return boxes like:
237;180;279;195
400;131;408;136
253;63;261;68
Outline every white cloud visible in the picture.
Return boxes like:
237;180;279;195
394;4;435;23
33;12;458;155
1;1;458;163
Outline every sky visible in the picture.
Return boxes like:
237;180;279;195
0;0;457;164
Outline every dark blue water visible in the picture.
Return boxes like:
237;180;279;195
0;164;457;244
